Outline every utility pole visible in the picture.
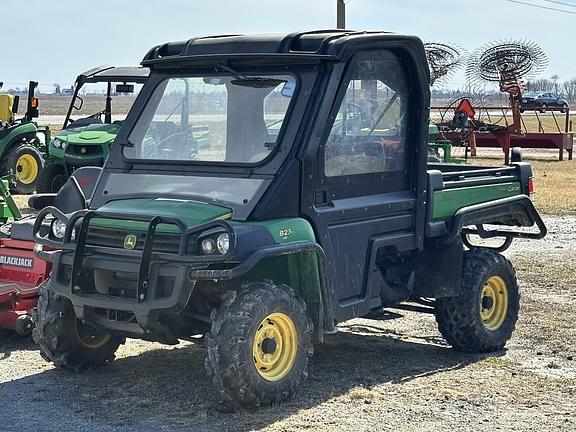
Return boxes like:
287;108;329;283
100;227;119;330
337;0;346;29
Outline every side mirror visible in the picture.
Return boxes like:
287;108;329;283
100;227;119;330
73;96;84;110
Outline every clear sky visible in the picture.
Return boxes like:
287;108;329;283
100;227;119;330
2;0;575;91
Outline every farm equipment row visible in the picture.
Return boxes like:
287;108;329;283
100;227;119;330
0;30;552;410
0;67;151;195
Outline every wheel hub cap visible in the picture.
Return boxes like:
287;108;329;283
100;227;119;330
480;275;509;331
75;320;111;349
15;154;39;184
252;312;297;382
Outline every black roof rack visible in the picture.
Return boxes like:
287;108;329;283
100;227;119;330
140;30;420;67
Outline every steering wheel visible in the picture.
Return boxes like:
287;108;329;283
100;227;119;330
89;110;107;120
155;130;197;159
346;102;375;130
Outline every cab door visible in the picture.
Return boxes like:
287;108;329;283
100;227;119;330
302;49;426;322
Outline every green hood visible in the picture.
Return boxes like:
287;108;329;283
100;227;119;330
92;198;232;232
58;123;120;146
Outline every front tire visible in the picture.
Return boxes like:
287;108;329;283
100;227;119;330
32;281;123;369
206;281;314;408
435;249;519;353
1;143;44;194
36;162;67;193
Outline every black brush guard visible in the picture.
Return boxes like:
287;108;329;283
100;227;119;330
33;206;333;339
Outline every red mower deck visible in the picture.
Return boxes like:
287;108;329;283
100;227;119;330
0;238;51;336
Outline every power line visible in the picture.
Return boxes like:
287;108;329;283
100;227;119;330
506;0;576;14
542;0;576;8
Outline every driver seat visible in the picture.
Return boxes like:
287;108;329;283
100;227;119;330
10;167;101;242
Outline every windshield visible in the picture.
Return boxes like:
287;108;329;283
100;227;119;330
124;74;296;163
68;82;143;125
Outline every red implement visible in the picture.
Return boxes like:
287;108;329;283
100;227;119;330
0;238;52;336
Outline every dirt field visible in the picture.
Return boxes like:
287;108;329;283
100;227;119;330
0;215;575;432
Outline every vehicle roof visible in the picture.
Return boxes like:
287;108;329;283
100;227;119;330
524;91;553;96
141;30;426;67
77;66;150;83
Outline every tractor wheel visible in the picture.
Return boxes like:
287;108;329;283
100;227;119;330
206;281;314;408
15;314;34;337
1;143;44;194
36;162;67;193
435;249;519;353
32;281;123;370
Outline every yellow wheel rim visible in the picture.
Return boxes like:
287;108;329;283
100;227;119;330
252;312;298;382
15;154;39;185
480;276;509;331
74;320;111;349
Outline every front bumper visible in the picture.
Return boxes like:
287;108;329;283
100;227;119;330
34;207;238;337
33;207;329;339
63;155;105;170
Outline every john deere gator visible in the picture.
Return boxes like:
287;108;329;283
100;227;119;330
32;30;546;408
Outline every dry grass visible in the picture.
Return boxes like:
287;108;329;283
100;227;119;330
529;158;576;215
483;114;574;133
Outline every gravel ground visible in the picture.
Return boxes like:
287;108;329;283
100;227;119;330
1;216;575;432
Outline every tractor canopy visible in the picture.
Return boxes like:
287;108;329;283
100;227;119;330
47;66;149;165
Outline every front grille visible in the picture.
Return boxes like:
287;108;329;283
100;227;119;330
67;144;103;156
86;226;194;254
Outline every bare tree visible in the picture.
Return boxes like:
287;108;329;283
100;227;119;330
563;79;576;102
551;74;560;94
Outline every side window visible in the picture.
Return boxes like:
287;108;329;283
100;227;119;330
324;52;409;178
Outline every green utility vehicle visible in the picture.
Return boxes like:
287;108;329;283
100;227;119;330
0;81;47;194
36;66;149;192
32;31;546;408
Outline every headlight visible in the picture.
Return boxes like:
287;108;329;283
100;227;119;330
52;138;64;149
201;238;216;254
217;233;230;255
51;219;66;239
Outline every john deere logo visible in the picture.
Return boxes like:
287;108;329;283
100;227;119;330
123;234;137;250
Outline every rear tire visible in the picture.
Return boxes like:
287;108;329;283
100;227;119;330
435;249;519;353
36;162;67;193
206;281;314;408
32;281;123;370
1;143;44;194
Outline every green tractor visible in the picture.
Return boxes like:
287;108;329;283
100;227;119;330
0;81;48;194
36;66;149;193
